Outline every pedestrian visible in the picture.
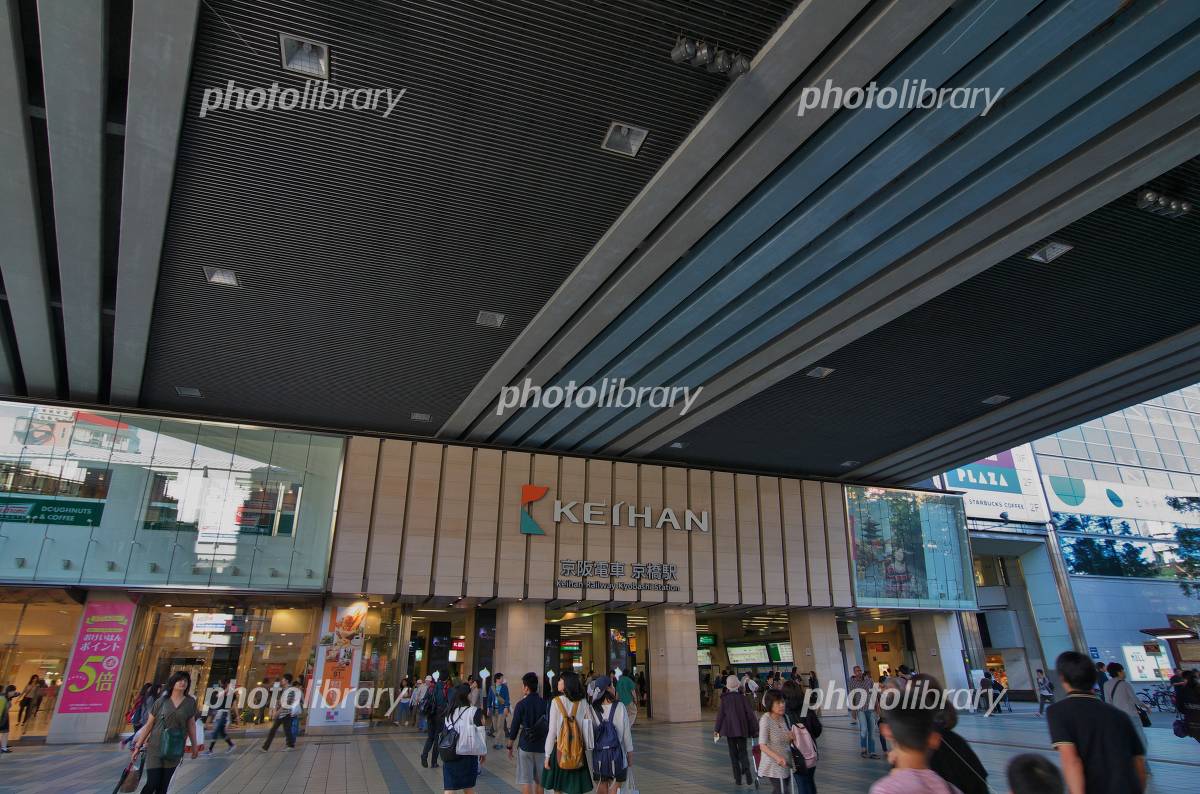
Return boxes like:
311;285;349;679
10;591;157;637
876;675;904;755
1175;670;1200;742
413;676;430;731
588;676;632;794
756;690;795;793
260;680;300;751
849;666;873;741
17;676;38;726
980;672;997;715
781;680;818;794
441;683;487;793
468;675;482;708
129;671;200;794
714;674;758;787
1047;650;1146;794
912;675;987;794
808;670;818;689
1035;669;1055;716
421;673;451;768
1006;753;1064;794
205;679;235;754
614;669;637;724
870;699;963;794
1094;662;1109;701
0;684;14;753
396;677;413;726
1103;662;1152;774
507;673;549;794
542;670;594;794
121;683;155;749
488;673;511;749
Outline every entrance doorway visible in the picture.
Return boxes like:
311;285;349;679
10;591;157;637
858;618;916;679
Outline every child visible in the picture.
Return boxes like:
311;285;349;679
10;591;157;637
1006;754;1064;794
869;701;962;794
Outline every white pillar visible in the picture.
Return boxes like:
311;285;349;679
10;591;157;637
646;604;701;722
908;612;970;692
788;609;846;715
495;601;546;706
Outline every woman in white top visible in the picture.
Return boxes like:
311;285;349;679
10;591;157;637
1103;662;1151;773
543;671;595;794
588;676;633;794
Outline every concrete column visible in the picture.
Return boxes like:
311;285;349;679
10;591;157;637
1019;542;1079;665
788;609;846;715
47;592;139;744
646;604;701;722
908;613;970;692
495;601;546;706
841;619;865;677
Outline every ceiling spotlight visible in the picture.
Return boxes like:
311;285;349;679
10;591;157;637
728;54;751;79
692;41;713;67
1137;188;1191;219
1027;240;1073;263
278;33;329;79
708;49;732;74
670;36;696;64
203;266;240;287
601;122;648;158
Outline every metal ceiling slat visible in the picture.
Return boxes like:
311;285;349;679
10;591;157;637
38;0;106;402
446;0;945;441
0;0;59;397
109;0;201;405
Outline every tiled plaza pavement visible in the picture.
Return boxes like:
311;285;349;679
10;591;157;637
3;707;1197;793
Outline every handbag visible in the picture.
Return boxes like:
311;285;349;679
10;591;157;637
113;751;144;794
618;765;640;794
1173;717;1188;738
159;726;186;762
1139;709;1152;728
455;708;486;756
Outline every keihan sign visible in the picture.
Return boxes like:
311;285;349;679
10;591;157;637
520;482;710;534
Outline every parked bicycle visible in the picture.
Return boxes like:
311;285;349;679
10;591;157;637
1136;683;1176;712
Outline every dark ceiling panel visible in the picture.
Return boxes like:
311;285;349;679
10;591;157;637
141;0;794;431
652;157;1200;478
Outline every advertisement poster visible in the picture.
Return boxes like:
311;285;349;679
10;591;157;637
942;444;1048;523
57;599;136;714
314;602;367;725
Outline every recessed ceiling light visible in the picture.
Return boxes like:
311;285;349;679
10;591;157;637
203;266;240;287
476;310;506;329
410;412;432;422
981;394;1011;405
669;441;687;449
806;366;835;379
174;386;203;398
840;460;860;468
601;122;648;158
278;33;329;79
1027;240;1073;263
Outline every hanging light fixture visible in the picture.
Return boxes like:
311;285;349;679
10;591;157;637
691;40;713;67
670;36;696;64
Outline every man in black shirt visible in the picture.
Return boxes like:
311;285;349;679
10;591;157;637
506;672;548;794
1047;651;1146;794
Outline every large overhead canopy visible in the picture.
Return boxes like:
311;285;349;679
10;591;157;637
1;0;1199;484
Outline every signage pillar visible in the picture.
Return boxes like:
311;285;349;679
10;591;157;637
427;621;452;679
543;622;561;699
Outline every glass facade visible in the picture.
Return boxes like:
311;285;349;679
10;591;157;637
0;593;84;737
0;402;343;589
845;486;976;610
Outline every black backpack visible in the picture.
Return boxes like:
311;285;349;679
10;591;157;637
438;707;464;762
804;710;822;739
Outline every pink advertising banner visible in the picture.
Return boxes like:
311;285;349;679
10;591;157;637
57;599;136;715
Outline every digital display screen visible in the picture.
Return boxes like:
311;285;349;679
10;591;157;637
726;644;769;664
697;633;717;647
768;642;794;664
697;648;713;665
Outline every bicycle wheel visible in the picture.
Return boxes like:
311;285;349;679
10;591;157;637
1137;692;1155;710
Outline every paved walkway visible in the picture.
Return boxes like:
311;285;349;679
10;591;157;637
3;707;1197;793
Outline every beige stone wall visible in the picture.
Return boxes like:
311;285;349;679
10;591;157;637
328;438;856;607
646;604;702;722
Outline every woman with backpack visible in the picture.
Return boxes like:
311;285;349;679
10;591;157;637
439;683;487;793
543;671;595;794
782;680;819;794
757;690;795;794
714;674;759;786
588;676;632;794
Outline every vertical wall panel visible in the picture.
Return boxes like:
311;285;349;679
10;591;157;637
399;443;444;596
497;452;532;598
526;454;561;600
758;477;786;606
554;457;587;600
584;459;614;600
433;446;473;596
711;472;739;605
365;439;411;595
611;462;639;603
329;436;379;594
665;467;690;604
780;479;810;607
466;449;503;598
823;482;854;607
802;480;831;607
688;470;715;604
638;465;665;604
735;474;763;605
